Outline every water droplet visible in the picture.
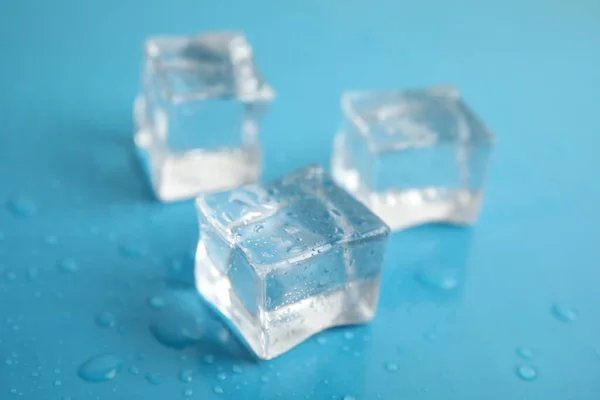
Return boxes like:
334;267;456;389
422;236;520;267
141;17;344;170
213;385;224;394
148;296;166;309
184;389;193;397
5;271;17;281
343;396;356;400
217;328;230;343
260;375;270;383
44;235;58;245
552;303;577;322
232;365;244;374
62;397;72;400
149;322;202;350
118;243;146;258
254;224;264;233
10;388;17;394
385;363;399;373
343;331;354;340
128;366;139;375
78;354;123;382
145;372;161;385
26;267;38;281
217;372;228;381
54;380;62;386
179;369;193;383
95;312;116;328
317;337;327;345
57;259;79;274
54;368;61;373
415;268;459;290
516;365;537;381
203;354;215;364
7;197;37;218
516;347;534;360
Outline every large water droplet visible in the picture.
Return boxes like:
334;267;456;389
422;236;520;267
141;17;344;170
415;268;458;290
145;372;161;385
179;369;193;383
552;304;577;322
7;198;37;218
57;259;79;274
149;322;202;350
95;312;116;328
78;355;123;382
516;365;537;381
516;347;534;360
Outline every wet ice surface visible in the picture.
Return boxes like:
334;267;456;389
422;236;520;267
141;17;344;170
332;86;494;231
195;165;390;359
133;31;274;202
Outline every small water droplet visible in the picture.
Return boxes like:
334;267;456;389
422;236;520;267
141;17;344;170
217;372;228;381
203;354;215;364
118;243;146;258
343;331;354;340
26;267;38;281
254;224;264;233
217;328;230;343
260;375;269;382
179;369;193;383
516;347;534;360
184;389;193;397
385;363;399;373
148;296;166;309
424;332;437;342
57;259;79;274
145;372;162;385
54;380;62;386
213;385;224;394
232;365;244;374
552;303;577;322
95;312;116;328
7;197;37;218
62;397;72;400
44;235;58;245
415;268;459;290
54;368;61;374
317;337;327;345
5;358;13;365
128;366;139;375
516;365;537;381
343;395;357;400
78;354;123;382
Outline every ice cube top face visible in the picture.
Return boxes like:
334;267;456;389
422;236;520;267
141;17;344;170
332;86;495;231
195;165;390;359
142;31;274;151
134;32;273;202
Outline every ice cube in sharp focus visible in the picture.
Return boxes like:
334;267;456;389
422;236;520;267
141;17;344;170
133;31;274;202
331;86;495;231
194;165;390;359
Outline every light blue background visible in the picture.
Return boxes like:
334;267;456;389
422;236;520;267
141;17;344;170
1;1;600;399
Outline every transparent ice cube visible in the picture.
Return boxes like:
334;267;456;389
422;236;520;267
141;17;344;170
194;165;390;359
134;31;274;202
331;86;495;231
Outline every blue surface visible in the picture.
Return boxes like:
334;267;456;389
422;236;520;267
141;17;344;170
1;1;600;399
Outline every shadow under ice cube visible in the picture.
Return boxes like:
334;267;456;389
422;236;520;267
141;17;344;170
134;31;274;202
331;86;495;231
194;165;390;359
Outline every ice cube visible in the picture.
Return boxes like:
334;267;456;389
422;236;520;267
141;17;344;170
194;165;390;359
331;86;494;231
134;31;274;202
